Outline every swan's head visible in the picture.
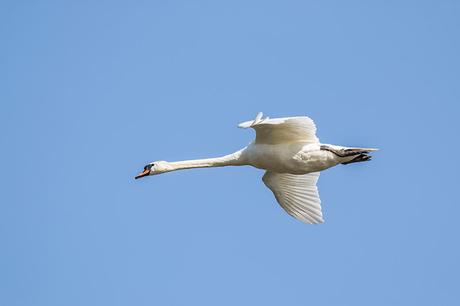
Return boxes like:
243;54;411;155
135;161;171;179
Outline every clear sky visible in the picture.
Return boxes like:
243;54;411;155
2;1;459;305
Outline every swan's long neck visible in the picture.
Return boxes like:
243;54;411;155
166;150;246;172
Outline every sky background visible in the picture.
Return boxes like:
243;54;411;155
2;1;460;305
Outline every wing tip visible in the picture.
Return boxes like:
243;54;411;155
290;214;324;224
238;112;266;128
300;215;324;224
238;121;252;128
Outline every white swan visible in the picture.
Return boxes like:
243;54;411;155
135;112;377;224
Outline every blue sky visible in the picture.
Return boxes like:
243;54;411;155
2;1;459;305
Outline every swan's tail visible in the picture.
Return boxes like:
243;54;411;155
320;145;378;165
340;147;378;155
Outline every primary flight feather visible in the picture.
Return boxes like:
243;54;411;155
135;112;377;224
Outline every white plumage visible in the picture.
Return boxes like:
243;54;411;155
263;171;323;224
135;112;377;224
238;114;319;144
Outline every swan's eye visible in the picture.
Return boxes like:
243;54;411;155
144;163;155;170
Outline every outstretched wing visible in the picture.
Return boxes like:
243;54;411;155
238;112;319;144
262;171;324;224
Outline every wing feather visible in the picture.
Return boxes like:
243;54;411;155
262;171;324;224
239;112;319;144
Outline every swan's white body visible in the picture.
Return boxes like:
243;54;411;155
242;142;346;174
136;113;377;224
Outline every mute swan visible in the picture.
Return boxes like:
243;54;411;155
135;112;377;224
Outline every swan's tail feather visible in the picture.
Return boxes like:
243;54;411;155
320;145;378;157
341;147;378;155
352;147;379;152
320;145;378;165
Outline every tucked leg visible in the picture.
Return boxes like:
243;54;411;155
320;145;359;157
341;154;372;165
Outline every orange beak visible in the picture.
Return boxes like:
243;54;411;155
135;168;150;179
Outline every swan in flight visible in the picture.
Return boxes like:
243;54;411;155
135;112;377;224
